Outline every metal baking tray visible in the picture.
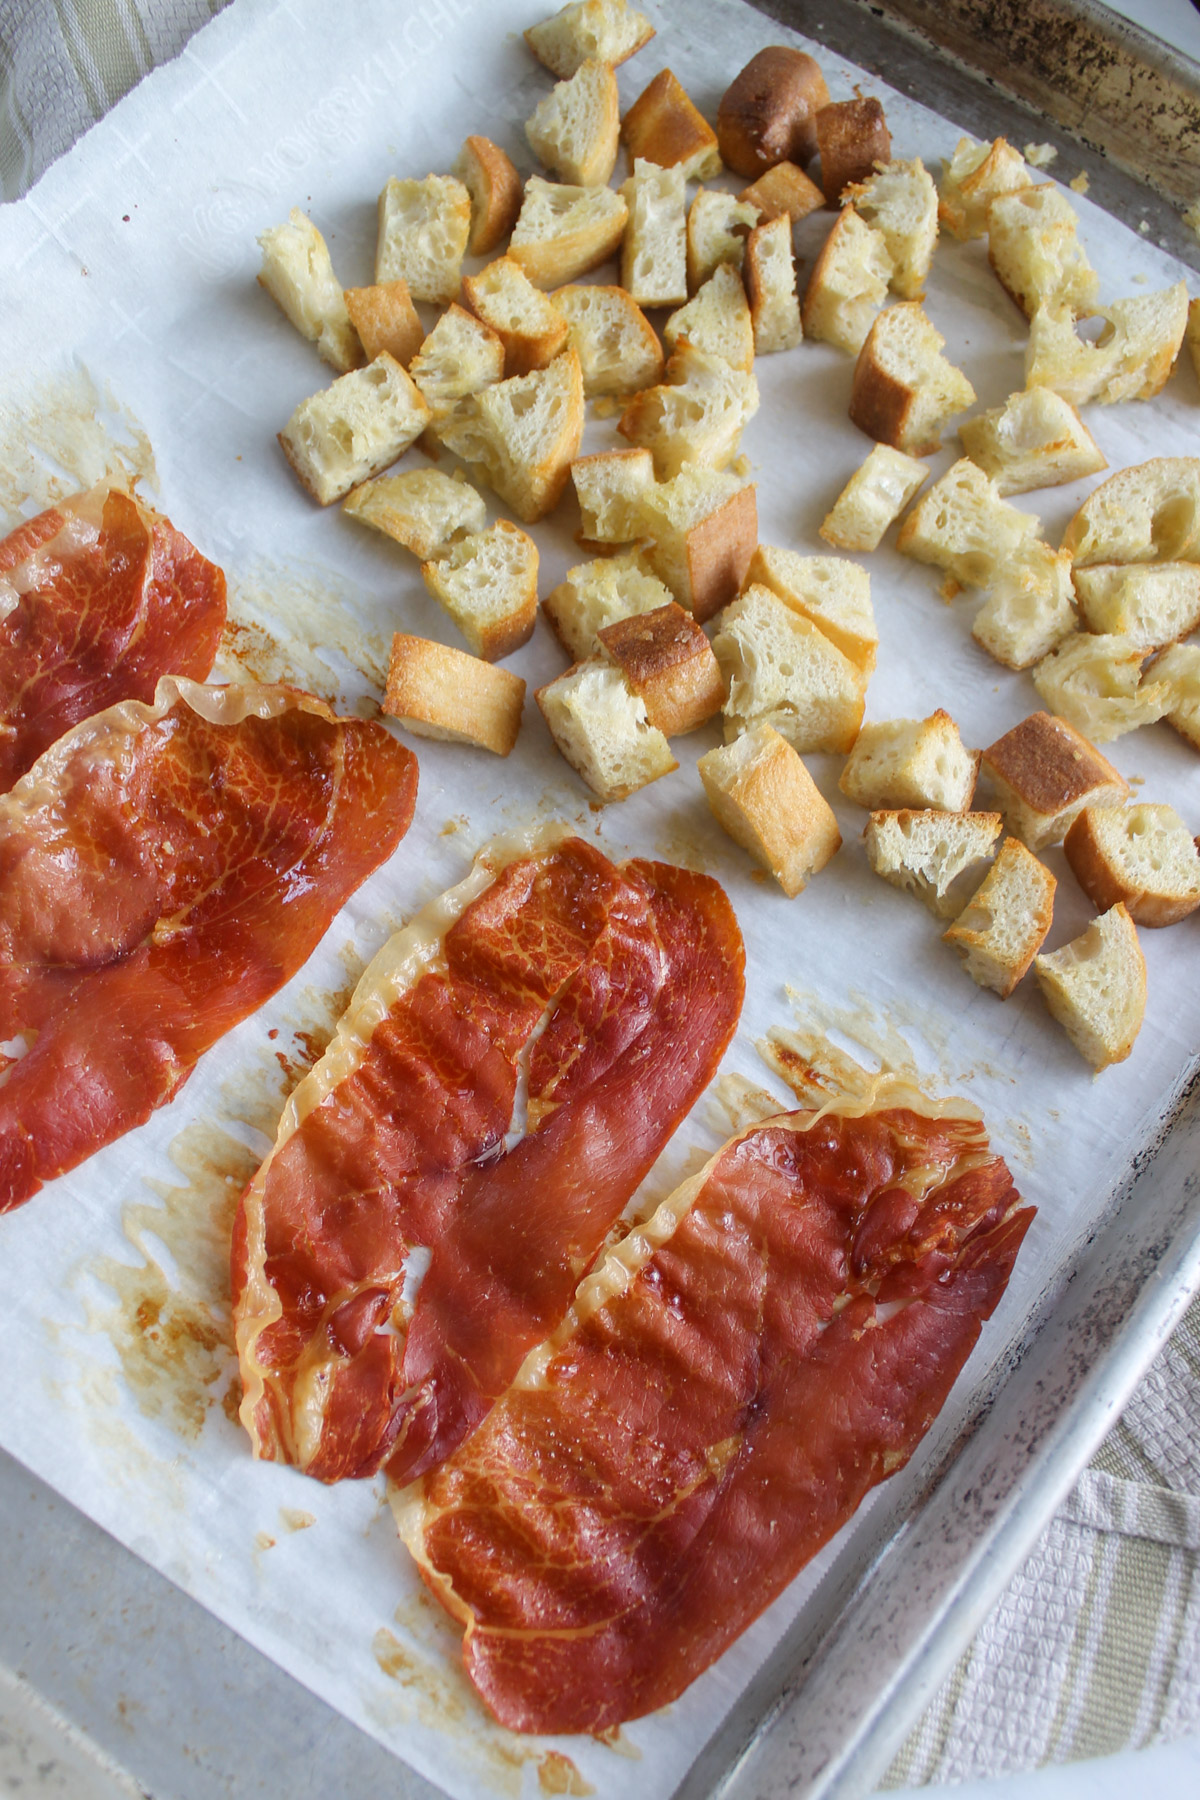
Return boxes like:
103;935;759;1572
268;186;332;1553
2;2;1199;1797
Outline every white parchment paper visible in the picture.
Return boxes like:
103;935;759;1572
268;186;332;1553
1;2;1199;1796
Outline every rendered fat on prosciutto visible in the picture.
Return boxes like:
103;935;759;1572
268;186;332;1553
0;677;417;1214
0;484;226;791
397;1086;1035;1734
231;832;745;1486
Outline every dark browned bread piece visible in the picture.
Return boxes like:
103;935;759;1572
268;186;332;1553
815;97;891;206
716;48;830;178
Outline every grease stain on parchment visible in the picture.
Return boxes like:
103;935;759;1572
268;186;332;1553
217;560;390;704
0;365;157;526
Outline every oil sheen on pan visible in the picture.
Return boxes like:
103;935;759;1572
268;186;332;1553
396;1083;1035;1734
231;828;746;1486
0;676;417;1213
0;484;227;790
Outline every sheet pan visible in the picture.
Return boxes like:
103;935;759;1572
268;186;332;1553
1;1;1199;1796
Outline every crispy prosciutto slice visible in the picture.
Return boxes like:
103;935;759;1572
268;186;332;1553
231;833;744;1486
0;485;226;790
0;678;416;1214
397;1088;1034;1735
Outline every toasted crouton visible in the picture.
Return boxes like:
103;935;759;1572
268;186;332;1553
714;584;865;753
1148;643;1200;750
747;546;877;678
738;161;824;224
700;724;841;896
896;457;1038;587
1032;632;1171;743
537;660;677;801
986;184;1098;320
410;304;505;425
1061;458;1200;567
820;444;928;552
597;601;725;733
716;48;830;177
343;467;486;559
635;467;757;620
443;349;585;523
1072;563;1200;652
938;136;1031;240
542;548;674;658
462;257;570;376
958;387;1105;495
621;158;688;307
550;284;664;396
621;68;722;180
971;540;1078;670
571;447;656;541
455;135;523;257
801;207;892;356
864;809;1003;917
376;175;471;305
843;159;938;300
384;634;526;756
1064;804;1200;927
980;711;1129;850
258;208;360;372
1189;296;1200;385
1034;904;1145;1068
525;0;655;79
421;520;539;660
526;57;620;186
278;354;432;506
618;342;759;479
1025;285;1189;405
850;303;976;454
663;264;755;372
343;282;423;368
509;175;628;287
686;188;760;292
838;710;978;812
943;837;1056;998
744;215;801;353
815;97;891;206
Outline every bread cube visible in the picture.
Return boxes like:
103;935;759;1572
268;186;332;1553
445;349;585;524
801;207;892;356
571;447;656;541
1034;904;1146;1069
714;584;865;754
1148;643;1200;750
410;304;505;422
958;387;1105;496
509;176;628;287
258;208;360;372
343;468;486;559
700;725;841;896
384;634;526;756
844;158;938;300
455;135;523;257
526;56;620;186
864;809;1003;917
597;601;725;734
525;0;655;79
376;174;471;305
815;97;891;205
838;710;978;811
821;444;928;552
1025;285;1188;405
635;467;757;621
343;281;423;368
943;836;1056;998
850;304;975;455
1061;458;1200;567
550;285;664;396
686;189;760;292
745;215;801;353
1064;804;1200;928
462;257;570;377
980;711;1129;850
1072;563;1200;652
747;546;877;678
663;264;755;373
986;184;1098;320
537;661;677;801
1032;632;1171;744
618;343;759;479
621;68;722;181
278;354;432;506
896;457;1038;588
421;520;539;660
971;540;1078;670
716;48;830;177
738;160;824;223
543;549;674;659
938;136;1031;241
621;158;688;307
